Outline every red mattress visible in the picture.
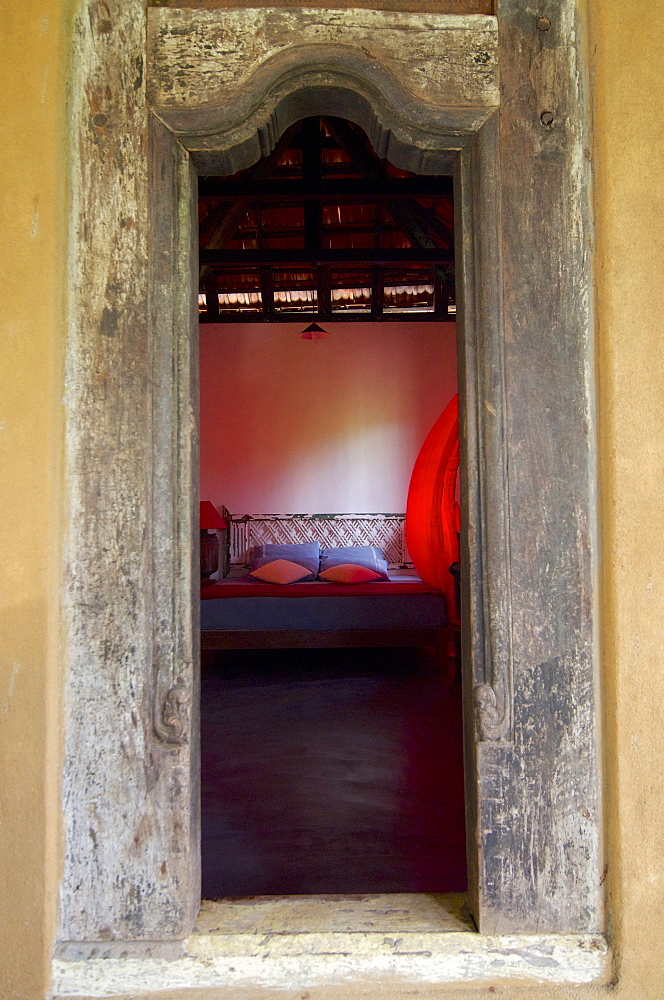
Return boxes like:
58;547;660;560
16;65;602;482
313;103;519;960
201;578;441;599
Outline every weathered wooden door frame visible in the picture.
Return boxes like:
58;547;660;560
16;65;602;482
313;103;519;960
59;3;602;946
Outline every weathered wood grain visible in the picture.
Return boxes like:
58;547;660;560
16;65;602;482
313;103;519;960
454;110;513;927
60;0;601;953
154;0;493;13
148;8;498;113
60;0;199;940
469;0;601;933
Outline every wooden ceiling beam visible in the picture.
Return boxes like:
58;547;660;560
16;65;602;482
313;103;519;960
434;271;451;319
321;117;451;259
400;196;454;245
203;274;219;321
200;312;452;324
199;198;253;249
383;199;437;249
200;121;305;252
226;223;417;241
371;267;384;319
200;248;454;265
301;118;323;253
198;118;455;321
259;266;275;318
320;117;383;179
211;268;439;291
317;264;332;315
198;178;454;200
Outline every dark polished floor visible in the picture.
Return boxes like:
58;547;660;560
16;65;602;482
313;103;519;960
201;646;467;898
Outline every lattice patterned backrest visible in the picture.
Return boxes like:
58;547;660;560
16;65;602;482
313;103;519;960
227;513;411;569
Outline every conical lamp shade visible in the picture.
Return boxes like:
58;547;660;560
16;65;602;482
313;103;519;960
300;322;330;341
200;500;228;530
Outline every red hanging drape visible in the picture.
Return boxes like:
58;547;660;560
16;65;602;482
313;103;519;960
405;393;459;618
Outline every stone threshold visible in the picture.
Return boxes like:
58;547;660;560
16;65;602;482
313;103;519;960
52;894;610;996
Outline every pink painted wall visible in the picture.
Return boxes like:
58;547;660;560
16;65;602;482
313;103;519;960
199;321;457;514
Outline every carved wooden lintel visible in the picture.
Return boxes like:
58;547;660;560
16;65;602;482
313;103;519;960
147;9;499;177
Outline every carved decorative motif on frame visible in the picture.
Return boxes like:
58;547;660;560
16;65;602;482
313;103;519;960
154;678;190;746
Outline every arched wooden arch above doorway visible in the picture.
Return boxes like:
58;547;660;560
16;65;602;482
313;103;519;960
58;1;603;966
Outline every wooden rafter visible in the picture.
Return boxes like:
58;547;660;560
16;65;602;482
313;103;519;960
225;223;418;241
259;266;275;317
198;177;454;200
317;264;332;315
321;117;454;292
302;118;322;253
200;312;449;324
371;267;384;319
199;116;456;322
200;121;304;251
201;248;454;265
401;196;454;245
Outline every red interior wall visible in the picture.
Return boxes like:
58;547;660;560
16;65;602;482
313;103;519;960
200;321;457;514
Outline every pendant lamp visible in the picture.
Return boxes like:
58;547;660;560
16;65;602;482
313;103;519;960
405;394;460;617
299;321;329;341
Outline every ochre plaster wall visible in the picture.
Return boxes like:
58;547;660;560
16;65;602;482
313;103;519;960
200;321;457;514
591;0;664;993
2;1;664;998
0;2;70;998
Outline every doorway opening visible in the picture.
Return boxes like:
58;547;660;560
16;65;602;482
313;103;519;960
197;116;465;899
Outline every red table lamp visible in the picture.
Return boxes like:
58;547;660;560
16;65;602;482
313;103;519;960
200;501;228;580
